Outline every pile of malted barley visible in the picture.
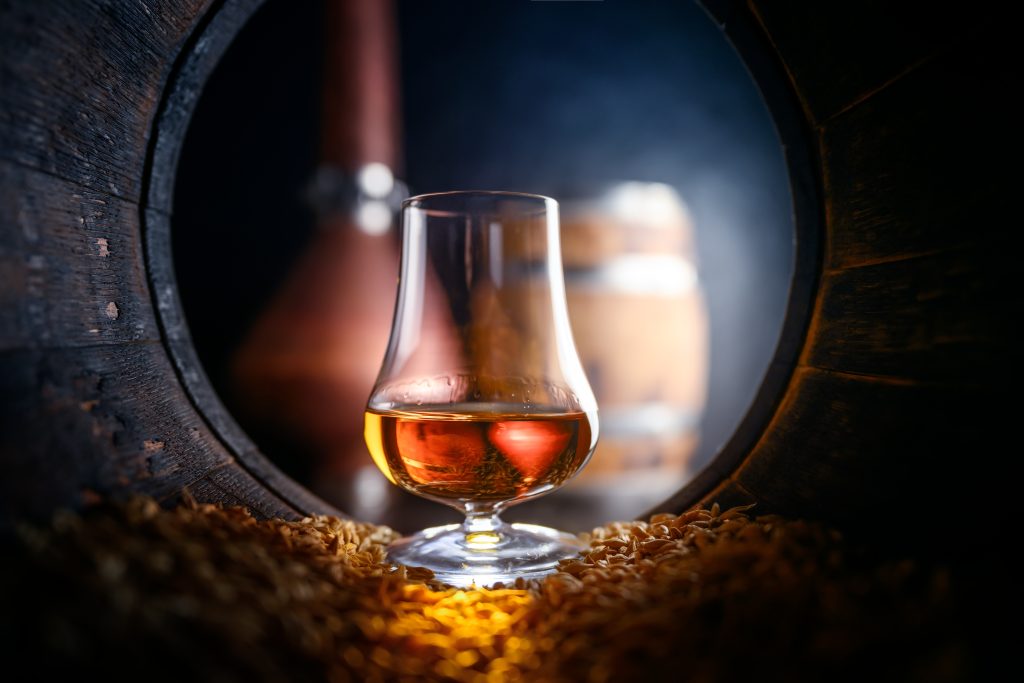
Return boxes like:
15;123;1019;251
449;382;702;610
0;498;972;682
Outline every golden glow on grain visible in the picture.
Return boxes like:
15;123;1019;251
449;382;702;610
361;584;541;675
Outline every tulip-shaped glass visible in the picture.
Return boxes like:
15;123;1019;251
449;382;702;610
364;191;599;586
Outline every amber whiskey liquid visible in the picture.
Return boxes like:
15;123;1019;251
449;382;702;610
364;404;594;504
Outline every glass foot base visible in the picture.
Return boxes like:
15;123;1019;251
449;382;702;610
387;521;585;588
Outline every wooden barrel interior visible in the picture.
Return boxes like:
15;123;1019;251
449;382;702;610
0;0;1012;541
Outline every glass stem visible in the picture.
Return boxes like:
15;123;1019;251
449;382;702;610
462;503;505;545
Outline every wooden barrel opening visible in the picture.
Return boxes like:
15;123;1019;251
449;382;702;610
1;0;1013;549
168;1;795;532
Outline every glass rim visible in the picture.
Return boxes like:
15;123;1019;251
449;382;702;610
402;190;557;218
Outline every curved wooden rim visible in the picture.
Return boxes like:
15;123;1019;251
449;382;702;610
650;2;823;515
141;0;340;517
141;0;820;518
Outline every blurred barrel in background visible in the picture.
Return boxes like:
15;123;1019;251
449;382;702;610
557;183;709;520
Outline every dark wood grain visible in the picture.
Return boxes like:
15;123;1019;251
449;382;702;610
806;247;1013;383
0;0;213;201
0;161;159;352
0;0;321;523
0;342;234;523
176;463;304;520
732;367;1000;529
820;30;1013;270
747;0;985;125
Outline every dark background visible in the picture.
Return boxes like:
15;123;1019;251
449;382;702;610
173;0;793;517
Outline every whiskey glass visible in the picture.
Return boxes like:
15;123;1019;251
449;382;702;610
364;191;599;586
